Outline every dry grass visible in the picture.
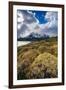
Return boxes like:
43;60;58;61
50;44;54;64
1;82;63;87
17;37;58;80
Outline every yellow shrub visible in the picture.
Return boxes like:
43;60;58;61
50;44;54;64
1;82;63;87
26;52;57;79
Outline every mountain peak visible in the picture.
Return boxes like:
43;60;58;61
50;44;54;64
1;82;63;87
27;32;49;38
18;32;49;41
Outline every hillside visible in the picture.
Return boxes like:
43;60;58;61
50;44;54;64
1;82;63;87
17;37;58;80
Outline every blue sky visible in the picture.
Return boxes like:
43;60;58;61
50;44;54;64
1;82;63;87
17;10;58;38
31;11;47;24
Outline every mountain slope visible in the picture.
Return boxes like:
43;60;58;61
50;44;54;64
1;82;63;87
18;32;49;41
17;37;58;79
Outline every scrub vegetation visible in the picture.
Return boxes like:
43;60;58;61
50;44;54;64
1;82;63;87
17;37;58;80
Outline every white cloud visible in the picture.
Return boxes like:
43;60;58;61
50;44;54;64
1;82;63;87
39;11;58;37
17;11;24;22
27;10;39;24
17;10;40;38
40;12;58;29
19;29;30;37
17;10;58;38
17;11;24;29
45;12;58;21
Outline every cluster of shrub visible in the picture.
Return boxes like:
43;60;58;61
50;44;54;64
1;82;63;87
17;38;58;80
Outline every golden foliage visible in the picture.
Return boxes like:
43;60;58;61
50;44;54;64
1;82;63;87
17;37;58;80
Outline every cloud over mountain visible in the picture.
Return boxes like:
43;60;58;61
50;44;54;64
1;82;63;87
17;10;58;38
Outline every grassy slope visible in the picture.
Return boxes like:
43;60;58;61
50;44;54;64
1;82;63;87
17;37;58;80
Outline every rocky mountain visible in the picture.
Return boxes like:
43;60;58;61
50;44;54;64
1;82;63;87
18;32;49;41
